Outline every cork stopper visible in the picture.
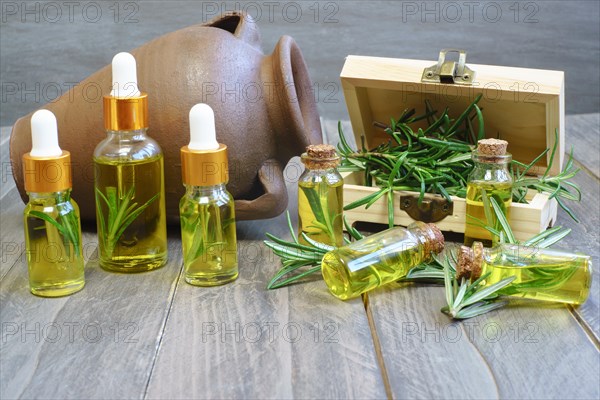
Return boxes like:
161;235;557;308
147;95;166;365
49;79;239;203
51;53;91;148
426;223;445;254
409;222;445;257
301;144;340;169
478;138;508;155
456;242;484;281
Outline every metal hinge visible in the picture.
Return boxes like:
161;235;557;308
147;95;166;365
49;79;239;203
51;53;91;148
421;49;475;85
400;193;453;223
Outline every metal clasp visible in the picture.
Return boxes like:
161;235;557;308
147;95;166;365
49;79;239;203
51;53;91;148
400;193;453;223
421;49;475;85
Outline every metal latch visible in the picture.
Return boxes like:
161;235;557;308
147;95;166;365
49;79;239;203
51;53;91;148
421;49;475;85
400;193;453;223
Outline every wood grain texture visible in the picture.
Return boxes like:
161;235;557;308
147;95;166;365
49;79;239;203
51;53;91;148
367;282;600;399
0;235;183;399
1;186;26;279
566;113;600;178
144;238;385;399
556;156;599;338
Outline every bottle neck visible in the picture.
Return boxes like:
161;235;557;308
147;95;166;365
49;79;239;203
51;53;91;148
406;222;445;261
472;151;512;167
28;189;72;203
185;183;227;196
106;128;148;141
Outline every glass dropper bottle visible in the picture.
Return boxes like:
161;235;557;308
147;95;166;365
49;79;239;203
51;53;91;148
457;242;592;305
93;52;168;272
22;110;85;297
179;103;238;286
321;222;445;300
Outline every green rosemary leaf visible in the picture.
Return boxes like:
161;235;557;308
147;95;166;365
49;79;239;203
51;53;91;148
365;188;389;209
556;197;580;223
286;211;299;244
536;228;572;248
343;216;364;241
454;301;508;320
269;266;322;289
474;104;485;140
461;276;516;307
265;232;325;253
447;93;482;134
337;120;354;154
300;232;336;251
453;278;469;309
490;197;517;244
387;189;395;228
522;226;563;246
444;257;454;307
344;189;383;210
543;128;559;179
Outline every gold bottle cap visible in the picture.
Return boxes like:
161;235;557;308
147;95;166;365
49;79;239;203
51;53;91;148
103;93;148;131
23;110;72;193
180;144;229;186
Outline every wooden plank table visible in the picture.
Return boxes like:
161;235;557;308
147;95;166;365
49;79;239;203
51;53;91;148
1;115;598;399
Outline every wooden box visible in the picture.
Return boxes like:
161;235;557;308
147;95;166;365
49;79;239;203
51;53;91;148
340;50;565;240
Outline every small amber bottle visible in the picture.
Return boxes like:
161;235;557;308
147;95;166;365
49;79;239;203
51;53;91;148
457;242;592;305
23;110;85;297
464;138;513;247
180;104;238;286
298;144;344;247
321;222;444;300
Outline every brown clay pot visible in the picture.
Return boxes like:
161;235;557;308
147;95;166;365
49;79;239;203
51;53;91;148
10;12;322;222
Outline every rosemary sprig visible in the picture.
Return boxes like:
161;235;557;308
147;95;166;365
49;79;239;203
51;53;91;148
29;207;80;257
265;213;362;289
339;101;581;223
96;186;159;257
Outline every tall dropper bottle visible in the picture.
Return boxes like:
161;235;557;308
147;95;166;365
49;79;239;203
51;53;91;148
23;110;85;296
93;52;168;272
179;103;238;286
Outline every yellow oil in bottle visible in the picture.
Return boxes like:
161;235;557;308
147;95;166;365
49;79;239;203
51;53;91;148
464;181;512;247
321;223;441;300
180;190;238;286
483;247;592;305
298;180;344;247
94;155;168;272
24;195;85;297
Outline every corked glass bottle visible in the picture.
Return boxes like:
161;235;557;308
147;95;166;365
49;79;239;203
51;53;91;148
464;138;513;247
321;222;445;300
298;144;344;246
457;242;592;305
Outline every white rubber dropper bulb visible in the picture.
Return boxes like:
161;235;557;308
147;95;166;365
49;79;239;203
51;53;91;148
30;110;62;158
188;103;219;151
110;52;141;97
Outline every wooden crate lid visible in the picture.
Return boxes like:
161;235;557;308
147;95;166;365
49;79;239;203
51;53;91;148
340;54;565;175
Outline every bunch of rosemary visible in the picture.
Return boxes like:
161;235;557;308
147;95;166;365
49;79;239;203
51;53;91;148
339;95;581;226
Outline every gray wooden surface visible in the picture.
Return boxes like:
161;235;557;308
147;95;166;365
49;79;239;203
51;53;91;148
1;115;599;399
